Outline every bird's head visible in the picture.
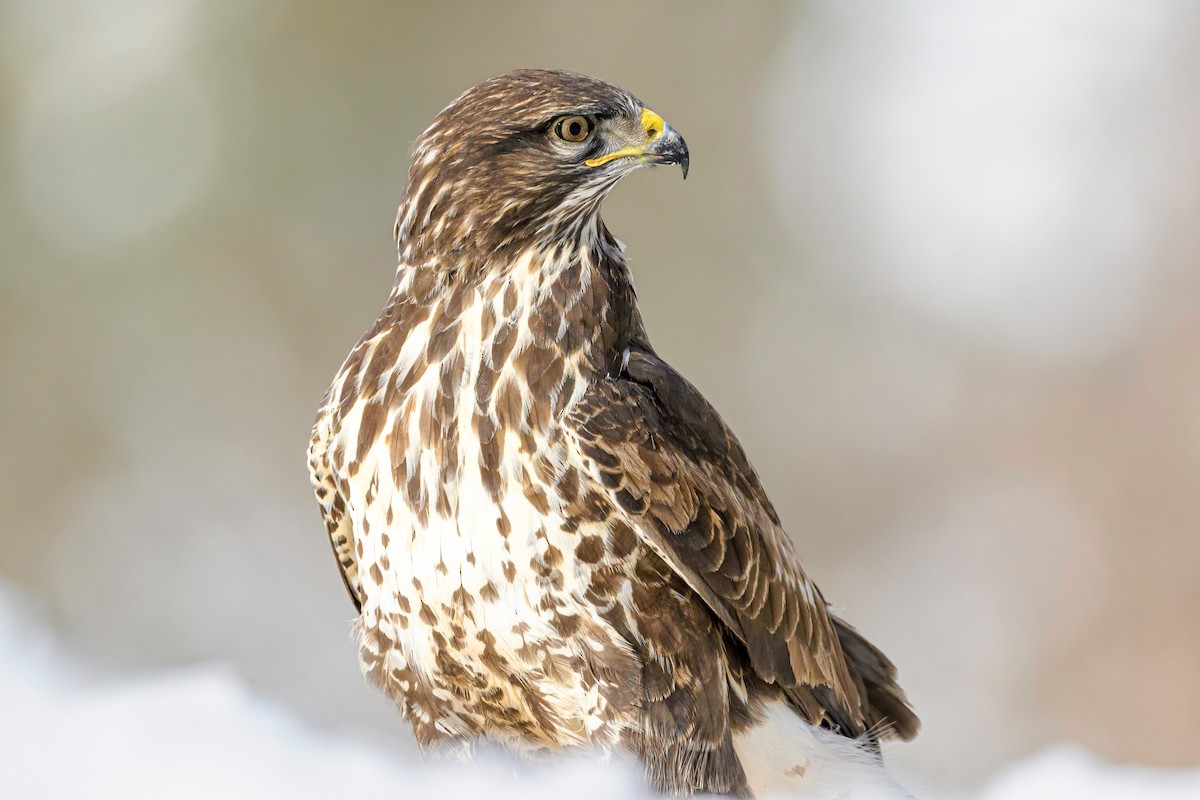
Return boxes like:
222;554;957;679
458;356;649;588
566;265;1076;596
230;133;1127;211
394;69;688;263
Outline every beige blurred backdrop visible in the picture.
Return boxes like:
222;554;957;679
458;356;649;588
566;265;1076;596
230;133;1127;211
3;0;1199;792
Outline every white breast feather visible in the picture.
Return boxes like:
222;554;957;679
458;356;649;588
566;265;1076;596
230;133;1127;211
340;246;617;746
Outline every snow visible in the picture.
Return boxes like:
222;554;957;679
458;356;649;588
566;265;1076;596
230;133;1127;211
978;747;1200;800
2;583;1196;799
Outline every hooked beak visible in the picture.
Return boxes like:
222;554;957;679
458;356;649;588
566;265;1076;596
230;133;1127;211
585;108;690;179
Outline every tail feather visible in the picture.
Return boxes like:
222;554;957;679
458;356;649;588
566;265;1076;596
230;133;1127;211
832;616;920;742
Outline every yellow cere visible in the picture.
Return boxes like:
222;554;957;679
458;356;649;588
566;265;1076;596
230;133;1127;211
640;108;665;141
585;108;667;168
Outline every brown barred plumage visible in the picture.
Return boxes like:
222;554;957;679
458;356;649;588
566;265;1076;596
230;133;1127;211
308;69;917;797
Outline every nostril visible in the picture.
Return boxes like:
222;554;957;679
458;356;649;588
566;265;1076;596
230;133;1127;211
647;127;659;140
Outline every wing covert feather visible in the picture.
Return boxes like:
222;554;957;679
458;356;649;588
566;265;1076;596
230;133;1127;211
565;349;917;740
309;383;364;612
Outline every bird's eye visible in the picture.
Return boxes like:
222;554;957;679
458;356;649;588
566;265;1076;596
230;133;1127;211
553;115;593;143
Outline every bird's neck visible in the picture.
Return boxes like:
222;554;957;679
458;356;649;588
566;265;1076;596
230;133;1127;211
385;220;645;422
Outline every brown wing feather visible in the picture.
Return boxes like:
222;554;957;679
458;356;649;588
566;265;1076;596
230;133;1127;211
566;349;918;740
309;379;364;612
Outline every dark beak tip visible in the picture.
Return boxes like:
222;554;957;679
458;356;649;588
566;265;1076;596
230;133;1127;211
646;126;689;180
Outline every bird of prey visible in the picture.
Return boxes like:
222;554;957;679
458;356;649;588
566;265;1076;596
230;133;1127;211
308;69;918;797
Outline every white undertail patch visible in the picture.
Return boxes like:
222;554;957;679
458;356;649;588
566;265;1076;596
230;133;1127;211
733;702;912;799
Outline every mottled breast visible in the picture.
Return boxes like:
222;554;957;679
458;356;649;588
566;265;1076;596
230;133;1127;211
326;244;641;749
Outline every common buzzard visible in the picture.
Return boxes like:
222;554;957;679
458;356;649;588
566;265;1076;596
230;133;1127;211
308;69;918;797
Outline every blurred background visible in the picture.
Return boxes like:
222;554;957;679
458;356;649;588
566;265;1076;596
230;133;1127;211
2;0;1199;795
